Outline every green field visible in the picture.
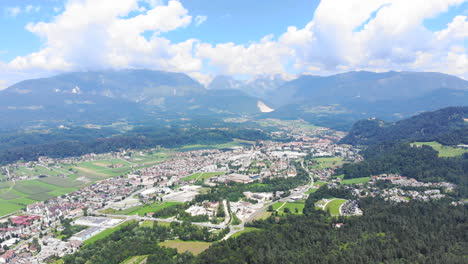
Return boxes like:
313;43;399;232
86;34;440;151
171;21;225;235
0;151;171;217
309;157;345;169
178;139;255;151
314;181;327;187
182;172;225;182
84;221;136;246
160;239;212;255
231;227;263;238
412;141;468;157
102;202;181;217
0;201;23;216
305;188;318;194
120;255;148;264
256;119;319;131
0;179;83;217
325;199;347;216
129;202;181;216
272;202;305;215
341;177;371;185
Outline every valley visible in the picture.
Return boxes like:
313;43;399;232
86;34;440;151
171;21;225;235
0;110;466;263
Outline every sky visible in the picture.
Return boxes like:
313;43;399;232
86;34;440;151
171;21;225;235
0;0;467;88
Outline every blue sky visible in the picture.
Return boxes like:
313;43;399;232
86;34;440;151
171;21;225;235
0;0;467;87
0;0;320;61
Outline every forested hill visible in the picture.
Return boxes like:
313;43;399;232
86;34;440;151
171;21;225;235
340;106;468;146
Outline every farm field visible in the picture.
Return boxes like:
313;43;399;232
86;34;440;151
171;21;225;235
256;119;319;130
341;177;371;185
0;150;170;217
0;178;84;216
178;139;254;151
309;157;345;169
412;141;468;157
182;172;225;182
159;239;212;255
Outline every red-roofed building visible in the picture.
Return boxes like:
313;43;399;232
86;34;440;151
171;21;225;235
10;215;40;227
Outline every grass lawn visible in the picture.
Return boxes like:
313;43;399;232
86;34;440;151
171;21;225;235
140;221;154;228
305;188;318;194
104;202;182;216
314;181;327;187
252;211;272;221
231;227;263;238
341;177;371;185
325;199;347;216
160;239;212;255
272;202;305;215
182;172;225;182
412;141;468;157
309;157;345;169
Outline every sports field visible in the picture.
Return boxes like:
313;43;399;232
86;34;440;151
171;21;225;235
325;199;347;216
182;172;225;182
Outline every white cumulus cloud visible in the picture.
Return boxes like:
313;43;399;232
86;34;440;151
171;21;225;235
2;0;468;86
8;0;202;79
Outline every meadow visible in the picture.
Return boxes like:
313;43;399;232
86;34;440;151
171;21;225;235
272;202;305;215
101;202;181;217
159;239;212;255
309;157;345;169
341;177;371;185
412;141;468;157
231;227;263;238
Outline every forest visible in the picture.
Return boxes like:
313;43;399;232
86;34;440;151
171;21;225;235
0;126;268;165
340;106;468;146
335;142;468;197
195;198;467;264
61;183;468;264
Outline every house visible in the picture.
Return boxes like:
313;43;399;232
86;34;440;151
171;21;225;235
0;250;15;263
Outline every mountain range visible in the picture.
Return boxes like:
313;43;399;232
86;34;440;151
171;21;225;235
1;69;467;130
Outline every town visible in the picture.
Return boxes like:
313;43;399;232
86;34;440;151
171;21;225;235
0;119;461;263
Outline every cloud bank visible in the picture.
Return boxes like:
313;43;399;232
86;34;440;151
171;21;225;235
2;0;468;86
